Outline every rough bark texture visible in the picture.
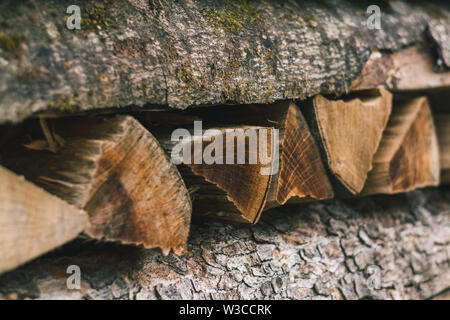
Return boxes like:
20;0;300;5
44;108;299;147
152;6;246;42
1;0;450;123
0;187;448;300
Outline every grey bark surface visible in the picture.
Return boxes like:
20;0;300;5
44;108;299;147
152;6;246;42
1;0;450;123
0;187;449;300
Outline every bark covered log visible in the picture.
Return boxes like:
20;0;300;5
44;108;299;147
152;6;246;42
1;0;450;123
0;187;448;300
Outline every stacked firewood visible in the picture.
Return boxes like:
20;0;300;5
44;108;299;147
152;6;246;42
0;43;449;276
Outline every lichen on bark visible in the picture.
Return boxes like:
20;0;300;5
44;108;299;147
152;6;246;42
0;0;449;123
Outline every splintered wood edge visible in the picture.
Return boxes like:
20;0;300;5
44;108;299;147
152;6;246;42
435;114;450;182
273;102;334;205
0;115;192;255
83;116;192;255
312;89;392;194
362;97;440;195
0;165;88;274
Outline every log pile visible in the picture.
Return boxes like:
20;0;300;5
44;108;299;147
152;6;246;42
0;87;448;275
0;0;449;300
0;116;191;255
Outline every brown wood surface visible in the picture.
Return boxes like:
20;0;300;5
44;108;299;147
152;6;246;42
141;101;333;223
351;44;450;92
0;116;192;254
435;114;450;184
304;89;392;195
0;165;87;274
362;97;440;195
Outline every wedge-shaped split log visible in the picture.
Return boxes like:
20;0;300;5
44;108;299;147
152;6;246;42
304;89;392;196
142;101;333;223
361;97;440;195
0;165;87;274
434;114;450;183
0;116;191;254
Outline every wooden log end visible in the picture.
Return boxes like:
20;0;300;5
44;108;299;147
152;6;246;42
268;102;334;206
362;97;440;195
0;116;192;255
0;165;87;274
309;88;392;195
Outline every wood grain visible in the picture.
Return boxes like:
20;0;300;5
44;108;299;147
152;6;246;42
0;165;87;274
142;101;333;223
362;97;440;195
0;116;192;254
351;44;450;92
435;114;450;183
305;89;392;195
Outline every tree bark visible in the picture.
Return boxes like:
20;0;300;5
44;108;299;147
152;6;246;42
1;0;450;123
0;187;448;300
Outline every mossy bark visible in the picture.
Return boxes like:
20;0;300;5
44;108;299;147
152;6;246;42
0;0;449;123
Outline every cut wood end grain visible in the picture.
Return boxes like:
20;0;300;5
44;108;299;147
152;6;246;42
309;88;392;195
146;101;334;224
0;165;87;274
265;101;334;207
435;114;450;184
0;116;192;255
185;126;274;224
362;97;440;195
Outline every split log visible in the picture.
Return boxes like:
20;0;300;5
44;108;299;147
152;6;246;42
435;114;450;183
0;116;192;254
0;165;87;274
350;44;450;92
140;101;333;223
361;97;440;195
303;89;392;196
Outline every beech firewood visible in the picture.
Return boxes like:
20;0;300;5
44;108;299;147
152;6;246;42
140;101;333;223
361;97;440;195
0;116;191;254
350;44;450;92
0;165;87;274
435;114;450;183
303;89;392;196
